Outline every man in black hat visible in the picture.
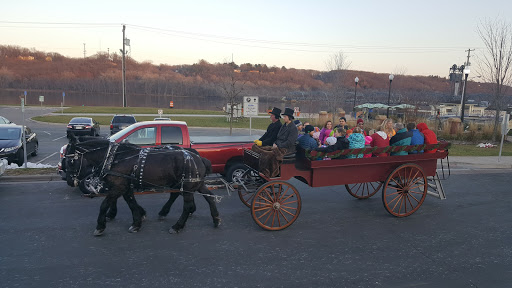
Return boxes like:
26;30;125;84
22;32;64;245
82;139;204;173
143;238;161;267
256;107;282;146
273;107;298;154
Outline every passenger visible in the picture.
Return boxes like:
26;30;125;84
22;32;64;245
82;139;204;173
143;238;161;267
319;120;334;145
334;117;349;131
314;128;350;158
390;123;412;156
256;107;282;146
371;126;390;157
312;127;321;146
407;122;425;154
363;135;373;158
294;120;304;138
353;119;368;136
381;118;396;139
347;127;365;158
417;122;438;153
297;125;319;151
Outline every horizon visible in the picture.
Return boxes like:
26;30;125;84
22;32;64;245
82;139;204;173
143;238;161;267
1;0;511;79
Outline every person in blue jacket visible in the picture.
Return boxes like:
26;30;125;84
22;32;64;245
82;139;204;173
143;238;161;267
347;127;365;158
407;122;424;154
390;123;413;156
298;125;319;151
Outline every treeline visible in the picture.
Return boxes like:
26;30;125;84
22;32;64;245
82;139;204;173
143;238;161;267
0;44;502;109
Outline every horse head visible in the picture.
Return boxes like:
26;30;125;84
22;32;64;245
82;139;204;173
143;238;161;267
65;138;111;185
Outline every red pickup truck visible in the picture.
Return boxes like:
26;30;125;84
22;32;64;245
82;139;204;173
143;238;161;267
61;120;258;183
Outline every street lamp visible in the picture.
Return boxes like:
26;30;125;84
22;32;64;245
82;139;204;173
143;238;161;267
386;74;394;118
353;77;359;118
460;66;470;123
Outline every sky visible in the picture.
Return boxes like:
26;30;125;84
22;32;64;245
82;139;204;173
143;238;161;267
1;0;511;78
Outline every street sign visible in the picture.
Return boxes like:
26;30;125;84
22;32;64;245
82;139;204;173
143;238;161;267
294;107;299;113
158;109;163;115
243;96;259;116
39;96;44;102
24;91;27;96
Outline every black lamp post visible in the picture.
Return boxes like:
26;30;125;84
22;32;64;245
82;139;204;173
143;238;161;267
386;74;394;118
353;77;359;118
460;67;470;123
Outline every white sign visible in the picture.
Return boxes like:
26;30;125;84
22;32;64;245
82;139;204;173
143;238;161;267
158;109;163;115
243;96;259;116
39;96;44;102
294;107;300;113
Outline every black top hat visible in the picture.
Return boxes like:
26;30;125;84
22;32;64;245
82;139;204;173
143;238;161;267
269;107;281;118
281;107;295;119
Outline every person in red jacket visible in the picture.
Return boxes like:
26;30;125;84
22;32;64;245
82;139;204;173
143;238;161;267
370;127;390;157
417;122;438;153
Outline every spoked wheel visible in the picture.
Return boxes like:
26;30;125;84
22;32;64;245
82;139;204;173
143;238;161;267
251;181;301;231
237;170;266;207
382;164;427;217
345;182;383;199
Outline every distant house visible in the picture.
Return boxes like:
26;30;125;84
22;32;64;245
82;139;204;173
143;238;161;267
18;55;34;61
432;102;506;118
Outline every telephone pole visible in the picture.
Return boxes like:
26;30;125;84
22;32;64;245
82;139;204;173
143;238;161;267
465;48;475;66
83;43;86;58
121;24;126;107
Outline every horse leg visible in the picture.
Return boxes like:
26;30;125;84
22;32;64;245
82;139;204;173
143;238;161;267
94;194;119;236
198;184;221;228
105;199;118;221
158;192;180;220
169;192;195;234
122;192;145;233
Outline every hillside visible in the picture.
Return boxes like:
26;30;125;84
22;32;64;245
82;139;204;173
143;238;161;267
0;45;502;111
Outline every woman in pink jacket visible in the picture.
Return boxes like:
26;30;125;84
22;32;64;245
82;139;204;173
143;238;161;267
319;120;333;145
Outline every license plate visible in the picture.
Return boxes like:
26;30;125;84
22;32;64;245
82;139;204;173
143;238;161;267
75;126;83;130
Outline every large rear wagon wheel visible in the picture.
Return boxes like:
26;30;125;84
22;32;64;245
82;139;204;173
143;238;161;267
346;182;382;199
382;164;427;217
251;181;301;231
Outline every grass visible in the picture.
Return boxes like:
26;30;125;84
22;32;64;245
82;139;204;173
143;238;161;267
32;115;270;130
448;142;512;156
59;106;224;115
4;168;57;176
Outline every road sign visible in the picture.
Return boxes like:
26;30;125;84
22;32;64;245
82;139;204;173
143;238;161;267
294;107;300;113
39;96;44;102
158;109;163;115
243;96;259;116
24;91;27;96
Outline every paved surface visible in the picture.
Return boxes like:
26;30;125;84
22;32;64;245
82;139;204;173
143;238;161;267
0;171;511;287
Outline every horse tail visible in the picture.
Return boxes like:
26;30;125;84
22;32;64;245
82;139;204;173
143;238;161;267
201;157;212;175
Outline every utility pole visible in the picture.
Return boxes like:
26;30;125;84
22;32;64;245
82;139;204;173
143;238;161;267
465;48;475;66
83;43;86;58
122;24;126;107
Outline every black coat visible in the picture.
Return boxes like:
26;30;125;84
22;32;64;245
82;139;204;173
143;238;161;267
259;120;282;146
275;122;298;153
314;136;350;157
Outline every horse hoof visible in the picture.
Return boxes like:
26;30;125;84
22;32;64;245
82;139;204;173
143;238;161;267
93;229;104;236
141;215;146;221
158;215;166;221
169;228;180;234
128;226;140;233
214;217;222;228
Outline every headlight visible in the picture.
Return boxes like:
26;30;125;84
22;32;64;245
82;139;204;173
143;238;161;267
3;144;22;152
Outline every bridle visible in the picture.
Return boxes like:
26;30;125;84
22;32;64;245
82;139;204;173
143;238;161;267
65;145;107;184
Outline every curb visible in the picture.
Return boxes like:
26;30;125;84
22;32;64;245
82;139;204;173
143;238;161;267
0;174;61;182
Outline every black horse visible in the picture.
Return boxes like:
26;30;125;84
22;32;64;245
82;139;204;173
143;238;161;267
66;136;221;236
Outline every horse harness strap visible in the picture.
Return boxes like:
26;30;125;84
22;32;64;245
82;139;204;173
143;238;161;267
100;142;119;178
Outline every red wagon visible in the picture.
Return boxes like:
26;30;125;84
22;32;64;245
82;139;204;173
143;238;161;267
236;142;451;231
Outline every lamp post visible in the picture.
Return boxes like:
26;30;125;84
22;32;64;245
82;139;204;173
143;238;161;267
353;77;359;119
386;74;394;118
460;67;470;123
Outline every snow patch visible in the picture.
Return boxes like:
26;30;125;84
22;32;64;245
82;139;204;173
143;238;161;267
6;162;57;169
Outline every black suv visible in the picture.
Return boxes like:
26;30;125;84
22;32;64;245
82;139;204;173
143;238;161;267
110;115;136;135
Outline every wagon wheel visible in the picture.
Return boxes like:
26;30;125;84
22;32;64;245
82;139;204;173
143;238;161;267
251;181;301;231
382;164;427;217
237;170;265;207
345;182;383;199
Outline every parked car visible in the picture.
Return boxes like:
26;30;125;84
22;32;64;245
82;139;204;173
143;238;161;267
0;116;13;125
60;120;259;193
110;115;136;135
0;124;38;166
66;117;101;137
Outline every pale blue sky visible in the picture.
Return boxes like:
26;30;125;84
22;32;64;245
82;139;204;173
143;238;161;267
1;0;510;77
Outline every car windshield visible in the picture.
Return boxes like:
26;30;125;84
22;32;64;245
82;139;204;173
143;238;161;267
0;127;21;140
113;116;136;124
70;118;91;124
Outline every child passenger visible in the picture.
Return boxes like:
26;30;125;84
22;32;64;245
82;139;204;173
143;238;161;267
347;127;365;158
314;128;350;159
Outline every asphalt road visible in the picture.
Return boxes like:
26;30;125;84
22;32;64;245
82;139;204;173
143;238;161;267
0;106;264;166
0;171;511;287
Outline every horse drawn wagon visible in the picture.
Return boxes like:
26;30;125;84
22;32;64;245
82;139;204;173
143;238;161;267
235;142;451;231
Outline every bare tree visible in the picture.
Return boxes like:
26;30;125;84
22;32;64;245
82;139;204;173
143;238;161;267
476;18;512;141
218;63;246;135
324;50;351;120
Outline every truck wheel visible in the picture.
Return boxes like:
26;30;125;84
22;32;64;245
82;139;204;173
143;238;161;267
225;163;248;182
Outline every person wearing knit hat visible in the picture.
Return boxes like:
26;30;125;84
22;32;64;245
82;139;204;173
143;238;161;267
293;119;304;138
353;118;367;136
298;125;318;150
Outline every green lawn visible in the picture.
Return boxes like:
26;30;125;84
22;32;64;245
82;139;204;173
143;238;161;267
60;106;224;115
33;115;270;130
448;142;512;156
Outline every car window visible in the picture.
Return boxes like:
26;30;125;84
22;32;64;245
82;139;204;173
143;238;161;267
0;117;7;124
161;126;183;145
70;118;91;124
123;127;156;145
0;127;21;140
113;116;136;124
